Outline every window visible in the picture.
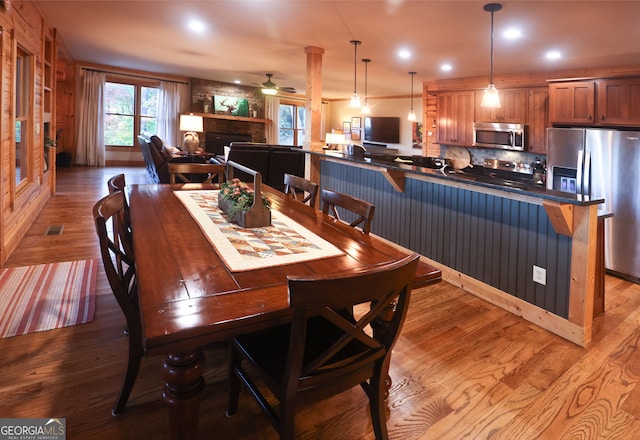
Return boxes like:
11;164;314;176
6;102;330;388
104;79;159;147
279;102;306;146
15;45;32;188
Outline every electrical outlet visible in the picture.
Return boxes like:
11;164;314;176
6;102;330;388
533;265;546;285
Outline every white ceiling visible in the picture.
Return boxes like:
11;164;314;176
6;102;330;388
35;1;640;99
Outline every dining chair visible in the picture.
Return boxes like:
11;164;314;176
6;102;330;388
321;188;375;234
168;162;226;186
226;253;420;440
93;191;141;416
283;173;319;207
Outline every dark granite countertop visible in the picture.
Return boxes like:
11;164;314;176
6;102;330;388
309;150;604;207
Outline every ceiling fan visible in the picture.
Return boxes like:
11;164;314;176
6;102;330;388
259;73;296;95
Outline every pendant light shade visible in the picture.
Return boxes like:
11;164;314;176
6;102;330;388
481;3;502;109
349;40;362;108
407;71;417;122
361;58;371;114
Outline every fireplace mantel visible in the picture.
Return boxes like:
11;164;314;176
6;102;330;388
191;112;271;125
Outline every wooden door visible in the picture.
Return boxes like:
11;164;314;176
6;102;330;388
597;78;640;125
548;81;596;124
526;87;549;154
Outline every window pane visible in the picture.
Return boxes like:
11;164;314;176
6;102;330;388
141;116;156;134
296;129;305;146
279;104;294;129
15;120;27;185
105;82;135;115
105;114;134;146
141;86;159;117
297;107;306;128
279;129;294;146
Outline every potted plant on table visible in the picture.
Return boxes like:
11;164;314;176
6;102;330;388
218;178;272;228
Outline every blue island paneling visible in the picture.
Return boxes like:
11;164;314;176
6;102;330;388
320;160;572;318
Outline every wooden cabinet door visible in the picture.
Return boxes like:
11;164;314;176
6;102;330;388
436;91;474;146
549;81;596;124
526;87;549;154
597;78;640;125
475;88;527;123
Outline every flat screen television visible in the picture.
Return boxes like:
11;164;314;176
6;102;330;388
364;117;400;144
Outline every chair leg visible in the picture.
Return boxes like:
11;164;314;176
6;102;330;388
226;345;241;416
279;397;296;440
369;363;390;440
112;338;143;415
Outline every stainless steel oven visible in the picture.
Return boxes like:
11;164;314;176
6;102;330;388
473;122;526;151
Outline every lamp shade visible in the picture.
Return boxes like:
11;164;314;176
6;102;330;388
179;114;203;132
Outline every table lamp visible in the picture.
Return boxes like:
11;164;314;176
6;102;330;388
325;132;348;151
179;114;203;153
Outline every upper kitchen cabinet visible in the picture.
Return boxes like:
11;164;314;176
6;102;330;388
436;91;474;147
526;87;549;154
475;88;527;124
548;80;596;124
596;78;640;125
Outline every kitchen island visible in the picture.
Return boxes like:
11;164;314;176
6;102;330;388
308;151;604;346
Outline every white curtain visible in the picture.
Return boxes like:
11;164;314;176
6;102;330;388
265;95;280;143
76;70;105;166
157;81;190;148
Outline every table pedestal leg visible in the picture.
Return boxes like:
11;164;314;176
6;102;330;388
162;351;206;440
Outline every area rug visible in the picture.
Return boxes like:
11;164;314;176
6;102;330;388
0;259;98;338
174;190;344;272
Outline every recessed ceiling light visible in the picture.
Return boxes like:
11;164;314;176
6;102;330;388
546;50;562;60
504;28;522;39
441;64;453;71
398;49;411;59
187;19;206;33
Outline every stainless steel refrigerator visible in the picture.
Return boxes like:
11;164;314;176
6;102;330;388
547;127;640;282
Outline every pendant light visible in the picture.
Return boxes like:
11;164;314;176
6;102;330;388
361;58;371;114
349;40;362;108
481;3;502;108
407;71;417;122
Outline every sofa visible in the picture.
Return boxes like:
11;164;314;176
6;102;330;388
138;133;221;184
226;143;305;192
138;133;173;183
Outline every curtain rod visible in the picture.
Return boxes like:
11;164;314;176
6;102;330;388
81;67;189;85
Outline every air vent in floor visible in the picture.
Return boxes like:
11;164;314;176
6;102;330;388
45;225;64;236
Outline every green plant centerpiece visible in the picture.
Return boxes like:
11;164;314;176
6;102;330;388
218;177;272;228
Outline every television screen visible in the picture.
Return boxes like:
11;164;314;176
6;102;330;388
364;117;400;144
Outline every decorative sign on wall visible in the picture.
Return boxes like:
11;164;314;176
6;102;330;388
412;121;423;149
213;96;249;117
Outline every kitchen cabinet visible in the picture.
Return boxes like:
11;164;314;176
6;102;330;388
548;81;596;124
475;88;527;124
436;91;474;146
526;87;549;154
596;78;640;125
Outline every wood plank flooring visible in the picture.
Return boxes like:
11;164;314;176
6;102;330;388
1;165;639;439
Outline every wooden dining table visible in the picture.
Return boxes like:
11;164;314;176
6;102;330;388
129;183;441;440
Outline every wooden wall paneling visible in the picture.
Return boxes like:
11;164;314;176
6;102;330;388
320;160;573;320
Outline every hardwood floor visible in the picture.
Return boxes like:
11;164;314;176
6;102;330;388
1;165;640;439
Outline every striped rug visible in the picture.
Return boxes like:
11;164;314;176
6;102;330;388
0;259;97;338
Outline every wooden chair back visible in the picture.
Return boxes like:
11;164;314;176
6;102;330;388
283;173;319;207
107;173;130;225
227;253;420;439
321;188;375;234
93;191;142;415
168;162;226;186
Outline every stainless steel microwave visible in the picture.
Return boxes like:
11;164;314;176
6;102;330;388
473;122;526;151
